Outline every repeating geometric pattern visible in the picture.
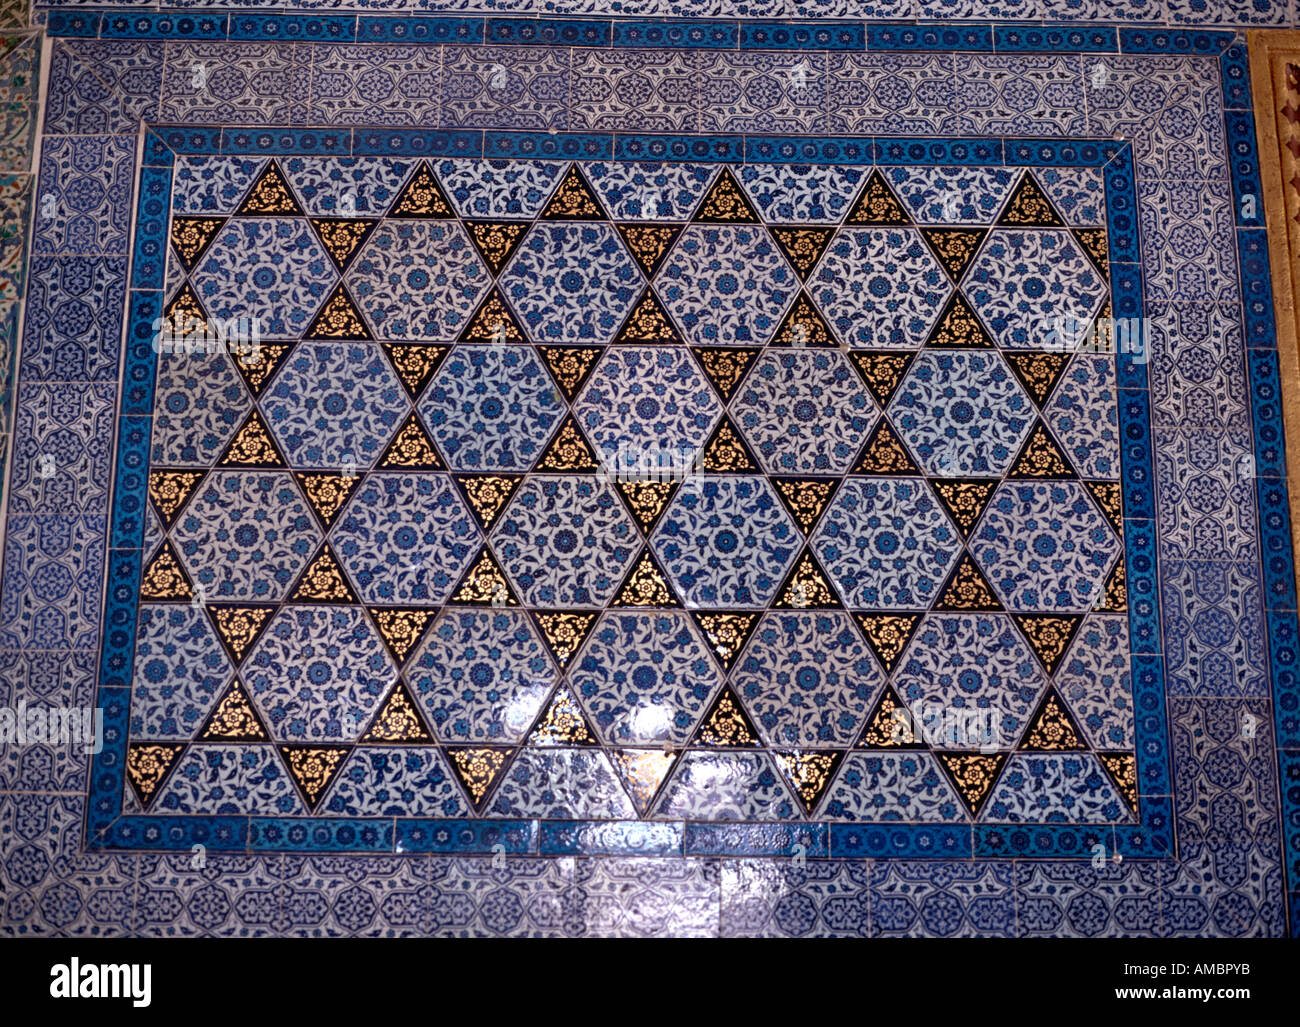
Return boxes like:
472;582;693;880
112;154;1142;830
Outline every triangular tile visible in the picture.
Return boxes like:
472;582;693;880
445;746;514;811
693;167;759;223
1008;421;1077;479
304;283;371;340
360;680;434;743
609;749;677;815
921;227;987;283
163;281;209;337
1099;555;1126;613
140;538;193;602
1012;615;1084;677
464;219;530;275
699;415;760;472
448;547;520;607
537;344;602;402
691;683;760;746
309;217;378;272
380;343;449;401
926;292;995;348
288;543;359;604
690;612;760;673
773;750;844;815
1084;480;1124;536
1004;350;1072;408
279;745;351;811
848;351;914;408
616;223;682;278
459;288;528;343
454;473;523;532
206;604;277;666
540;164;607;220
933;553;1003;612
231;340;294;398
1019;686;1086;751
535;415;600;473
772;477;839;535
387;161;455;218
1099;752;1138;813
376;412;444;471
234;160;303;216
859;682;924;748
293;471;362;531
126;742;186;807
217;409;286;468
997;171;1065;227
846;168;911;226
197;680;269;742
148;469;206;529
611;548;680;608
613;289;681;344
530;610;599;671
367;608;438;667
1075;227;1109;280
851;418;921;475
171;215;227;272
770;225;836;281
937;752;1007;817
853;613;923;677
773;548;842;610
614;478;678;535
929;479;999;539
690;346;761;403
770;291;835;347
528;686;599;746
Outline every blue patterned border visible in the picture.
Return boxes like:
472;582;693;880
42;11;1247;55
85;128;1175;860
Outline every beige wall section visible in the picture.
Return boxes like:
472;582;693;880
1250;31;1300;587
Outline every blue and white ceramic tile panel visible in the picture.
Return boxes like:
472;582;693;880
0;5;1296;939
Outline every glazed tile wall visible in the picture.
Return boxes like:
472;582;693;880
0;16;1294;937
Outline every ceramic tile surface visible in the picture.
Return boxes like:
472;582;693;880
0;12;1295;939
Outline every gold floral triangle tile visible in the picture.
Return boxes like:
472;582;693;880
361;681;434;743
612;548;680;608
690;612;760;673
530;610;599;670
846;168;910;226
288;544;359;604
376;413;444;471
140;538;193;602
693;167;759;223
279;745;351;810
304;283;372;340
997;171;1065;227
293;471;363;531
367;608;438;667
528;686;599;746
235;160;303;216
207;604;277;666
126;742;186;807
198;680;268;742
1012;615;1083;677
148;469;205;529
388;161;455;218
689;346;761;403
449;547;519;606
446;746;514;811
